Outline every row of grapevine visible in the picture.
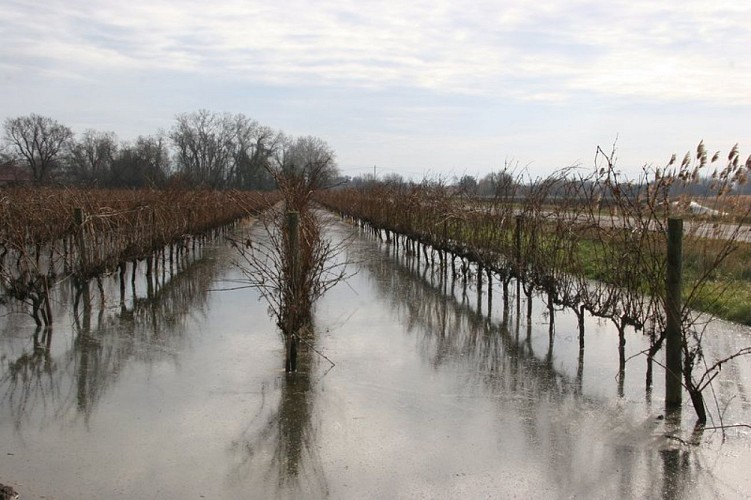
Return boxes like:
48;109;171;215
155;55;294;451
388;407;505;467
317;179;658;334
0;188;278;325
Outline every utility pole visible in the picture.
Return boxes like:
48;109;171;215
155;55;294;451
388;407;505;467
373;165;377;181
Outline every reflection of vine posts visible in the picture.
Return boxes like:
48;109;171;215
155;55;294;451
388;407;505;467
1;231;222;436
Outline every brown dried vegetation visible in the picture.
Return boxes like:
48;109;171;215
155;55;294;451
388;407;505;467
0;187;276;325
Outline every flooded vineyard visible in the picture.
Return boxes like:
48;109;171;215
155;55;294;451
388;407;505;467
1;215;751;498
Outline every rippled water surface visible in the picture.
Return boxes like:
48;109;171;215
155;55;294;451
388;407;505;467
1;217;750;499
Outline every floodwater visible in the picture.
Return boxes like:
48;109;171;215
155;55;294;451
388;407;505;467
1;216;751;499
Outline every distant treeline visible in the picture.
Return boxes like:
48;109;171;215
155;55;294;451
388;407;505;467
343;163;751;200
1;110;340;190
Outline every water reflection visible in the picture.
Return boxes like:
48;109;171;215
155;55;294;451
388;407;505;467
0;240;219;431
350;230;710;499
228;347;328;498
2;220;747;497
366;245;574;397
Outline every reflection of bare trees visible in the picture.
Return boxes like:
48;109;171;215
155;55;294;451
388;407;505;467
227;349;328;498
0;239;220;431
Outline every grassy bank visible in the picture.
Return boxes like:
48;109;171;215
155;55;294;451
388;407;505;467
573;232;751;326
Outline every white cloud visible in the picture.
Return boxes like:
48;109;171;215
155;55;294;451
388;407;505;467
2;0;749;104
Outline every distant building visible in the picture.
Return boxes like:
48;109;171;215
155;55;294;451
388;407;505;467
0;161;32;186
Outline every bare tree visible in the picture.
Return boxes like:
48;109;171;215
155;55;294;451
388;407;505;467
231;121;278;190
270;135;339;204
170;110;237;188
110;135;170;188
67;129;118;185
457;174;478;195
3;114;74;184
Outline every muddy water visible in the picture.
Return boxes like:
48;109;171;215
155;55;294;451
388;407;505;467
1;217;750;499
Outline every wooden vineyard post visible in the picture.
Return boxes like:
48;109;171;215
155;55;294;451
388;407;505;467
285;211;300;373
477;264;483;315
515;215;523;310
287;211;300;295
665;217;683;408
74;207;92;319
74;208;88;276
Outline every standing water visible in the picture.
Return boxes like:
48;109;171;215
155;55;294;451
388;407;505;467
1;216;750;498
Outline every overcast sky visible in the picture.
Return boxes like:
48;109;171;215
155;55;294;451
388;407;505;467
2;0;749;180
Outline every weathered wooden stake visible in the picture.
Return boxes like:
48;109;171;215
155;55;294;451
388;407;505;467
287;211;300;290
73;208;87;274
118;262;126;305
515;214;523;304
578;304;585;351
286;211;300;373
665;217;683;408
486;267;493;313
477;264;483;299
